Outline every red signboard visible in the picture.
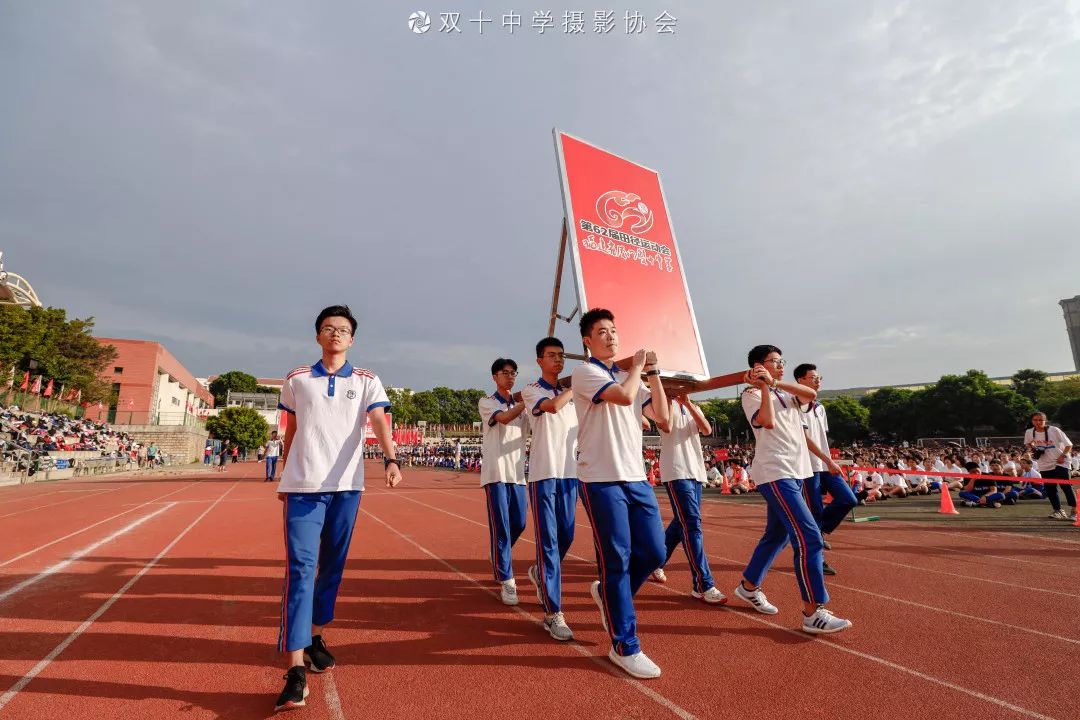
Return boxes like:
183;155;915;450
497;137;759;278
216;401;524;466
554;130;708;379
713;448;730;461
830;448;841;460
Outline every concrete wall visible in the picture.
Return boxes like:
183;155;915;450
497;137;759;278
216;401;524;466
112;424;209;463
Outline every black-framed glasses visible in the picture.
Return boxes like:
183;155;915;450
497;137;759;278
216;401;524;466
497;370;518;378
319;327;352;337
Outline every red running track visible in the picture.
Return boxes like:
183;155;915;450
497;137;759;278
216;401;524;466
0;462;1076;719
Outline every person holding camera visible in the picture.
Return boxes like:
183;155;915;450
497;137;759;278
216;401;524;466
1025;412;1075;521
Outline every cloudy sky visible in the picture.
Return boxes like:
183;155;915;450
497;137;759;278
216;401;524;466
2;1;1078;394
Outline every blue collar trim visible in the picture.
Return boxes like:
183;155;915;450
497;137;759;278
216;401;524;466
311;360;354;378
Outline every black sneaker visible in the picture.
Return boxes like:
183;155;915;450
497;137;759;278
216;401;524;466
304;634;336;673
822;560;837;576
274;666;308;712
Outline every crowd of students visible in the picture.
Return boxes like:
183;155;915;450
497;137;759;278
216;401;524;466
0;403;164;469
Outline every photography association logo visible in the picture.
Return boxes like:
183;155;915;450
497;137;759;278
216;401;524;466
408;11;431;34
595;190;654;234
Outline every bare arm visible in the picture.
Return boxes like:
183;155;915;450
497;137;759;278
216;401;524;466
538;390;574;414
368;406;402;488
641;366;670;433
282;412;297;463
804;430;842;475
778;380;816;403
493;403;527;425
680;397;712;435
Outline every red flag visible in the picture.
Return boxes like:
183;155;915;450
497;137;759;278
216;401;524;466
43;379;55;397
30;376;42;394
19;371;29;391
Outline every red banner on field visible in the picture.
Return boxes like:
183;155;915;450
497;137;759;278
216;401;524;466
554;131;708;378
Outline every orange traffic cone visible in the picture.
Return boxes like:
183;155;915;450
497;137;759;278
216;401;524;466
938;483;960;515
721;476;732;495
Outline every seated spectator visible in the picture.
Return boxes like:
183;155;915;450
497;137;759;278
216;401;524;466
1018;458;1046;500
958;461;1006;508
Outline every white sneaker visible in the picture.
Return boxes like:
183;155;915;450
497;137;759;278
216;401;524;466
590;580;609;633
527;565;544;605
544;612;574;641
650;568;667;583
608;649;661;679
691;587;727;605
1049;510;1071;521
733;583;778;614
802;606;853;635
500;579;518;606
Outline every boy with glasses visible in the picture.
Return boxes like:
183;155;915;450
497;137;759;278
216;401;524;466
273;305;401;712
520;337;579;640
478;358;529;605
734;346;852;634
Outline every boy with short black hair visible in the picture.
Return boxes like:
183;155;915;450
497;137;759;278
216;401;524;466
478;357;529;606
520;337;579;640
734;345;851;635
273;304;401;712
572;308;671;679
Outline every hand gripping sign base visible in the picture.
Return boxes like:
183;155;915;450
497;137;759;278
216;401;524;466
550;130;743;395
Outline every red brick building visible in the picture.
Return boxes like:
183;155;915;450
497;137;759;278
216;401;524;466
85;339;214;425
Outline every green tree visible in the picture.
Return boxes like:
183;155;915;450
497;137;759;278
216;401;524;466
0;305;117;403
861;387;920;440
821;396;869;444
1056;398;1080;431
699;398;751;440
915;370;1033;438
209;370;259;406
205;407;270;450
386;388;418;424
1011;369;1049;403
1036;377;1080;419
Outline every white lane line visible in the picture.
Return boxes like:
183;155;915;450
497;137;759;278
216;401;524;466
0;503;177;603
361;507;697;720
323;670;346;720
409;489;1064;718
0;483;198;567
0;483;237;712
0;487;123;519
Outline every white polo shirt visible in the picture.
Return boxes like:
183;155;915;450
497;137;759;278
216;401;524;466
800;401;830;473
520;377;578;482
1024;426;1073;473
277;360;390;493
478;391;526;487
572;357;650;483
265;439;283;458
659;401;707;483
742;386;811;485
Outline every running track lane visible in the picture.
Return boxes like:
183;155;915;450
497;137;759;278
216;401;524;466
423;476;1074;720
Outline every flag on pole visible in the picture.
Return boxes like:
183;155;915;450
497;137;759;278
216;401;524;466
19;371;29;391
30;376;42;394
43;379;55;397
